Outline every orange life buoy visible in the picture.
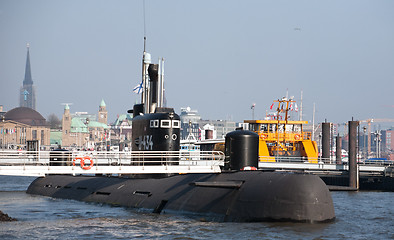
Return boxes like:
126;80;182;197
80;156;94;170
72;157;83;166
294;134;301;140
259;133;268;140
73;156;93;170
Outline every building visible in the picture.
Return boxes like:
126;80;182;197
19;44;36;110
179;107;236;140
180;107;201;140
98;99;108;124
0;107;50;149
198;119;236;139
385;129;393;151
111;114;133;150
0;106;5;119
61;101;109;149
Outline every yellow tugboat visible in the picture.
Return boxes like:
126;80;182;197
245;98;318;163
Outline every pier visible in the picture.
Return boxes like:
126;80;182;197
258;156;394;191
258;156;390;173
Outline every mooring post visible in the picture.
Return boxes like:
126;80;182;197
322;121;331;162
348;120;359;189
336;135;342;165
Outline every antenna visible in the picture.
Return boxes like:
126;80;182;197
144;36;146;53
141;0;148;108
143;0;147;43
160;58;165;107
299;89;303;121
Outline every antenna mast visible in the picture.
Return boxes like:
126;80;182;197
141;0;147;105
143;0;146;42
300;89;303;121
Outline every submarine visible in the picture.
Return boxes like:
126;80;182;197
27;44;335;223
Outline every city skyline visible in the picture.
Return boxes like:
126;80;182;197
1;0;394;126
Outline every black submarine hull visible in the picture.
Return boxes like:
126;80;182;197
27;171;335;222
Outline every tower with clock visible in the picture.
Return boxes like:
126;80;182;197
98;99;107;125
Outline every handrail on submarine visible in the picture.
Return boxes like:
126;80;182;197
0;150;225;176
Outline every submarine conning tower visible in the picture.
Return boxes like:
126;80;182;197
130;51;180;165
131;109;180;153
225;129;259;170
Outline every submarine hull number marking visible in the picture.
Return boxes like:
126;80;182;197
139;135;153;150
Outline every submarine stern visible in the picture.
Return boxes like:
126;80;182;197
225;171;335;222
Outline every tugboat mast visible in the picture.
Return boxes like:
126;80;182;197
274;97;295;153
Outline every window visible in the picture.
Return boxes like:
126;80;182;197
294;124;301;133
32;130;37;140
150;120;159;128
285;124;293;133
250;124;258;132
161;120;171;128
260;124;268;132
269;124;276;133
172;120;180;128
278;124;284;133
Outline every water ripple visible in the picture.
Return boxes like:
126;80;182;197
0;176;393;240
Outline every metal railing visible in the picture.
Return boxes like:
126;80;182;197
259;155;394;166
0;150;225;176
0;150;224;166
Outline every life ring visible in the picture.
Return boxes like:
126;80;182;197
72;157;83;166
294;134;301;140
259;133;268;140
80;156;94;170
73;156;93;170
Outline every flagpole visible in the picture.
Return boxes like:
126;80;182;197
300;89;303;121
312;102;316;141
251;103;256;120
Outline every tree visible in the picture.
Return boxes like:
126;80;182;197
47;113;62;129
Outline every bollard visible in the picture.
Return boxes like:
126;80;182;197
348;120;359;189
322;122;331;161
336;135;342;165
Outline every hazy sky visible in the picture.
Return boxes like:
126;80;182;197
1;0;393;126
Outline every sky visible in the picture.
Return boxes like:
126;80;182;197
1;0;394;128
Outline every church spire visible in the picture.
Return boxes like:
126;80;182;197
23;43;33;85
19;43;36;110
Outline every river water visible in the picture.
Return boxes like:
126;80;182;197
0;176;393;239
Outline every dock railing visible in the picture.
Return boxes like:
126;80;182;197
258;155;393;174
259;155;394;166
